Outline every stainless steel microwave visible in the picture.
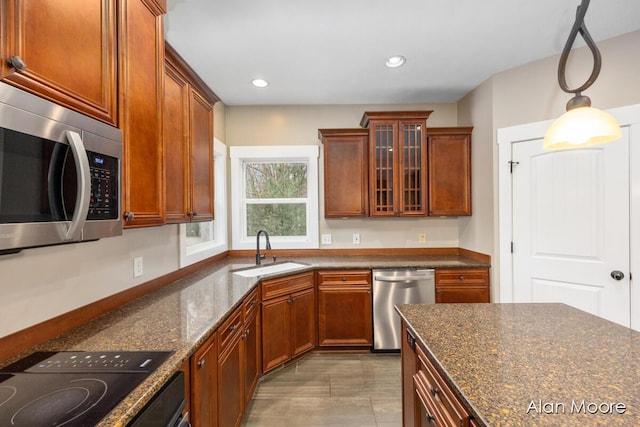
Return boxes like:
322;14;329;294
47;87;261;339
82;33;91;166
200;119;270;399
0;82;122;254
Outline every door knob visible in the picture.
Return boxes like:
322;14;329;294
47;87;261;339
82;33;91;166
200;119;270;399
610;270;625;281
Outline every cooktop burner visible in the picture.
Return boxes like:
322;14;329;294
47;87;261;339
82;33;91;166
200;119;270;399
0;351;171;427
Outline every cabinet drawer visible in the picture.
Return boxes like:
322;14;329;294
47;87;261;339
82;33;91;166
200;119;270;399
243;288;260;319
416;345;469;427
262;271;314;300
218;306;243;353
436;268;488;285
317;270;371;286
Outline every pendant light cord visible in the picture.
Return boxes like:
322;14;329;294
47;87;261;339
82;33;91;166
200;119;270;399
557;0;602;96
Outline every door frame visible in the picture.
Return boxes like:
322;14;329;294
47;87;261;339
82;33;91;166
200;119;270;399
497;104;640;330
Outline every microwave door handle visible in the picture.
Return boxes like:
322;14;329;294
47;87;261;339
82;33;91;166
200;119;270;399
64;130;90;241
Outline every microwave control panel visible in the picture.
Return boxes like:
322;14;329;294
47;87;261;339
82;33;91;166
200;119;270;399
88;151;119;220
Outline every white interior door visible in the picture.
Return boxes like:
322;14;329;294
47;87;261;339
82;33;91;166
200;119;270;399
511;129;631;327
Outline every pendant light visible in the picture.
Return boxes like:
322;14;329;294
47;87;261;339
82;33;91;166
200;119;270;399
543;0;621;150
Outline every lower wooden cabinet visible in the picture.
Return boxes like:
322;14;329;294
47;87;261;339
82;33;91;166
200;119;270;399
402;321;476;427
242;289;261;406
261;272;316;373
217;305;244;427
317;270;372;347
191;332;217;427
435;268;490;303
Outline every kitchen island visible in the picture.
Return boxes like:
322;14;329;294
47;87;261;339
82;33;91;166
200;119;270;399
396;303;640;426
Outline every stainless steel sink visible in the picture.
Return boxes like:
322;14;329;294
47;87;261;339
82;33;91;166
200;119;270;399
232;261;309;278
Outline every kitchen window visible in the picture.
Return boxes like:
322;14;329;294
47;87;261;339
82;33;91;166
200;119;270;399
230;145;319;249
179;138;228;267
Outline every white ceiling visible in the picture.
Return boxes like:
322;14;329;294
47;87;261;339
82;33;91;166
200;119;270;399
165;0;640;106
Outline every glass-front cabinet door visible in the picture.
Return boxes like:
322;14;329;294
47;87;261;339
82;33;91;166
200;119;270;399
362;111;431;217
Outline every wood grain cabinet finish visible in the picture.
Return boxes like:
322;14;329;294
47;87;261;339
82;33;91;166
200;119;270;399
164;44;217;223
318;129;369;217
261;272;316;373
217;305;244;427
361;111;432;217
191;332;217;427
1;0;118;125
317;270;372;347
414;343;471;427
427;127;472;216
118;0;165;227
435;268;490;303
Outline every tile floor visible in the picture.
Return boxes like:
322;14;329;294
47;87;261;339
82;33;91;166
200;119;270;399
241;353;402;427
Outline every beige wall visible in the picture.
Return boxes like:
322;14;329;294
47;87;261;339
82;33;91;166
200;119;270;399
225;103;463;249
3;30;639;340
458;30;640;300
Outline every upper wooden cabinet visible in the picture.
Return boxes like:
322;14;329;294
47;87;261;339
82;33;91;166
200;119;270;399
164;44;218;224
318;129;369;218
427;127;472;216
118;0;165;227
1;0;118;125
361;111;432;217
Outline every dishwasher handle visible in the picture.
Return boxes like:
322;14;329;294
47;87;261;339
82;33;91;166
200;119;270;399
374;270;434;283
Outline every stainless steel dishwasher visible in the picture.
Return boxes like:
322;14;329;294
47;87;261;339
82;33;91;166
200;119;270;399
372;268;435;351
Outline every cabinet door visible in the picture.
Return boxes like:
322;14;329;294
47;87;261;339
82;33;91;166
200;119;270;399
1;0;117;125
191;333;217;427
261;294;292;372
290;288;316;358
317;271;372;347
163;61;191;223
399;120;428;216
243;308;261;405
189;87;215;222
369;119;398;217
218;332;243;427
428;130;472;216
401;323;417;427
119;0;165;227
319;129;369;217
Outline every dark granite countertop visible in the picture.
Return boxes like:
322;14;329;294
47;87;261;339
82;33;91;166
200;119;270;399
396;303;640;427
0;254;487;426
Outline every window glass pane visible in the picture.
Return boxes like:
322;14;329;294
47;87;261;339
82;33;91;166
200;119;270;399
186;221;214;246
245;162;307;198
246;203;307;236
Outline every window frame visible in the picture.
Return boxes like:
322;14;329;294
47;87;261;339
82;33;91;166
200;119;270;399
230;145;319;250
179;138;228;267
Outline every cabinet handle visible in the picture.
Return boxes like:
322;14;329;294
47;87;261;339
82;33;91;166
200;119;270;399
192;211;198;217
459;275;465;281
287;299;292;304
430;386;440;396
427;413;436;424
123;211;135;221
197;358;206;368
7;55;26;71
291;297;297;302
341;277;347;282
245;328;250;338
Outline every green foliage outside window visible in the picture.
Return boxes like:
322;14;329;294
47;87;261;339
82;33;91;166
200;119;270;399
245;162;308;237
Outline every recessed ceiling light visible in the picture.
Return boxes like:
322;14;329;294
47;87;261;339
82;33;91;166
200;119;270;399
251;78;269;88
385;55;406;68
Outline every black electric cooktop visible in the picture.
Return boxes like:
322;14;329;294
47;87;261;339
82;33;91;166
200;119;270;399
0;351;172;427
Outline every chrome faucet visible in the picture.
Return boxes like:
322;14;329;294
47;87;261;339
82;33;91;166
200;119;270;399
256;229;272;265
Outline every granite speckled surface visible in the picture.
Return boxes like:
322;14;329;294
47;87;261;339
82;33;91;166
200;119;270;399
396;303;640;427
0;254;487;426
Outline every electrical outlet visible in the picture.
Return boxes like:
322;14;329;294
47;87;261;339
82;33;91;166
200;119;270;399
418;233;426;243
133;257;143;278
321;234;333;244
353;233;360;244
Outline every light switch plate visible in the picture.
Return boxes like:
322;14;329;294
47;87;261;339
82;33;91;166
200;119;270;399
321;234;332;244
353;233;360;244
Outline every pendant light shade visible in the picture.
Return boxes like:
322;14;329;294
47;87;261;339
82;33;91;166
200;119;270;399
543;0;621;151
543;106;622;150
